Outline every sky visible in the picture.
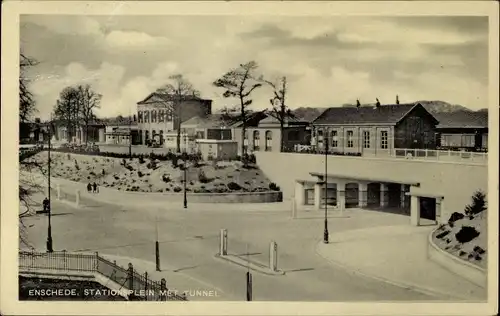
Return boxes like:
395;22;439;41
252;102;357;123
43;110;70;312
20;15;489;119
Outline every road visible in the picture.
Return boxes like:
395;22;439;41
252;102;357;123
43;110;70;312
20;191;445;302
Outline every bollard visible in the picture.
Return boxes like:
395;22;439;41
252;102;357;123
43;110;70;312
75;189;80;207
269;241;278;272
220;229;228;256
291;199;297;219
56;184;61;200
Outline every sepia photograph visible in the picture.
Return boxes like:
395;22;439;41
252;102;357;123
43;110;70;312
1;1;498;315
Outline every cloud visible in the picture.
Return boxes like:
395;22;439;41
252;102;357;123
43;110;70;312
105;30;172;49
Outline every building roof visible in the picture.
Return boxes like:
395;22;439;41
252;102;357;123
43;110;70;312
137;92;211;105
258;111;309;126
434;111;488;129
182;114;231;128
312;102;434;125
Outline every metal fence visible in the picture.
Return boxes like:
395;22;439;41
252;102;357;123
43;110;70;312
19;250;187;301
284;145;488;164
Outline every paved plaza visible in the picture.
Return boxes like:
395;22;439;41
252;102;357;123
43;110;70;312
22;186;450;302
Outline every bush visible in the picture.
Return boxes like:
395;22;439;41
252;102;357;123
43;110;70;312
138;171;144;178
227;182;242;191
138;156;145;164
172;155;179;168
455;226;480;243
473;246;486;255
269;182;280;191
173;186;182;193
198;170;210;183
464;190;487;216
448;212;465;224
162;174;171;183
435;230;450;239
146;160;157;170
126;165;134;171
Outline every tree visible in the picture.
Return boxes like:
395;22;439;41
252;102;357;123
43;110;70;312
77;84;102;144
19;53;39;123
213;61;262;158
262;76;295;152
53;86;81;142
157;74;200;153
464;190;487;216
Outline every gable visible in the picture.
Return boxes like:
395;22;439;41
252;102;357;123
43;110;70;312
397;103;439;126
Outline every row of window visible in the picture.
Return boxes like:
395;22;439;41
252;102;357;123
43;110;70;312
316;130;389;149
440;134;488;148
137;110;174;123
244;130;273;151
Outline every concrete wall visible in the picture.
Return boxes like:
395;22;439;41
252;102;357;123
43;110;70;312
255;151;488;223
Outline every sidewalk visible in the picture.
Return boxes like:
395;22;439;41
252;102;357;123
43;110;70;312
315;225;487;301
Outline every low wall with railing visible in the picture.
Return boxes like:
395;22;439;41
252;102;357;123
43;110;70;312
18;251;187;301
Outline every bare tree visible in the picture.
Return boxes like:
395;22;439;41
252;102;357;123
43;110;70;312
263;76;295;152
213;61;262;157
157;74;200;153
19;53;39;123
77;84;102;144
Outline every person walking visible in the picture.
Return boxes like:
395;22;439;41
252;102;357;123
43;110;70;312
92;182;98;194
42;197;49;212
87;183;92;193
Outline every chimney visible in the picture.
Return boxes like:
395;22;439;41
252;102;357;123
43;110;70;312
356;99;361;108
375;98;381;108
396;95;400;105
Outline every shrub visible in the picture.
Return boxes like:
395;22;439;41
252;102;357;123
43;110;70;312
473;246;486;255
269;182;280;191
162;174;171;183
138;171;144;178
435;230;450;239
198;170;210;183
227;182;242;191
147;160;157;170
173;186;182;193
464;190;487;216
114;175;120;180
455;226;480;243
474;254;482;261
138;156;145;164
448;212;465;224
459;251;467;256
172;155;179;168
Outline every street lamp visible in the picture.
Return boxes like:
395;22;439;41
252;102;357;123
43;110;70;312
182;151;188;209
45;118;54;252
323;132;329;244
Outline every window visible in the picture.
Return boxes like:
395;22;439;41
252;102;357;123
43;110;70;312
380;131;388;149
346;131;354;148
159;110;164;122
363;131;370;148
265;131;272;151
144;111;149;123
145;130;149;140
253;130;260;151
152;111;157;123
330;130;338;148
461;135;475;147
441;134;475;147
482;134;488;149
138;111;143;123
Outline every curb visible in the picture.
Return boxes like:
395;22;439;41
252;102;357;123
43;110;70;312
215;254;285;276
314;241;477;301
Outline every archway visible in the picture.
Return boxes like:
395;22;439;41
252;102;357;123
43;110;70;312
420;197;436;220
367;183;381;207
345;183;359;208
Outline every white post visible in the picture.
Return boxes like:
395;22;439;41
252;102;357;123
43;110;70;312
220;229;228;256
410;195;420;226
75;189;80;207
291;198;297;219
269;241;278;272
56;184;61;200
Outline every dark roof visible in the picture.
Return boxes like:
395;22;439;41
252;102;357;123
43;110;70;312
258;111;309;125
313;103;429;125
137;92;210;105
434;111;488;129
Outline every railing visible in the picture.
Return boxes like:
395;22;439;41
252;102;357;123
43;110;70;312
283;145;488;164
19;250;187;301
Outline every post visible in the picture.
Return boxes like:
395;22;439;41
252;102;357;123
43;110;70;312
323;135;329;244
410;195;421;226
75;189;80;207
155;216;161;271
269;241;278;272
46;122;53;253
183;161;187;209
220;229;228;256
127;263;134;299
246;271;252;301
160;278;167;301
56;184;61;200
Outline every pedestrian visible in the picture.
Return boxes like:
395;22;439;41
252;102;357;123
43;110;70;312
87;183;92;193
42;197;49;212
92;182;98;193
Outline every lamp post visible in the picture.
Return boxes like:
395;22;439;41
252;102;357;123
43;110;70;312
46;118;54;253
182;150;188;209
323;132;329;244
128;110;132;159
